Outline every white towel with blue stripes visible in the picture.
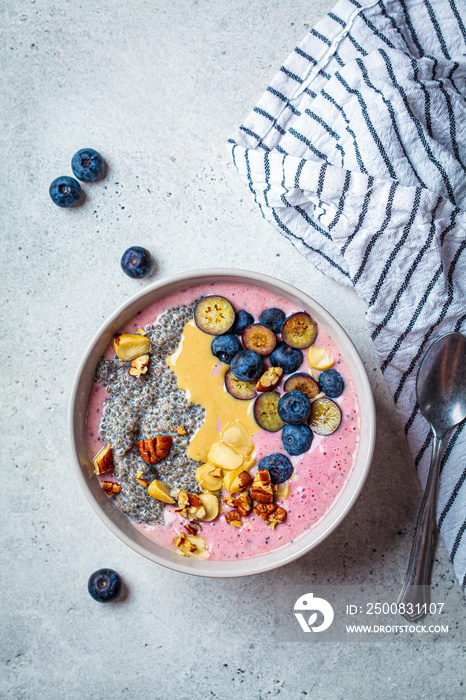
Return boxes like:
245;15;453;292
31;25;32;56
228;0;466;589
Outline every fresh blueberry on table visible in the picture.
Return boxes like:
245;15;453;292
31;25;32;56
49;176;82;207
258;453;294;484
318;368;344;398
270;341;303;374
230;349;263;381
278;390;311;424
282;423;313;455
88;568;123;603
211;334;242;364
121;246;153;279
259;307;286;333
71;148;105;182
231;310;254;335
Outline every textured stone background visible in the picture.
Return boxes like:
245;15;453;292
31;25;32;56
1;1;464;698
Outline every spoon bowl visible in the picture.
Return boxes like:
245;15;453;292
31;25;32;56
416;332;466;438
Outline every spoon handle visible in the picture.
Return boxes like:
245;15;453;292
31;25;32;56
397;435;444;621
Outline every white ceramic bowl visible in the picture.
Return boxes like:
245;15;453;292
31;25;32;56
69;268;375;577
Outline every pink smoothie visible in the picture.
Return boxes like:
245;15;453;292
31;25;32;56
86;282;360;561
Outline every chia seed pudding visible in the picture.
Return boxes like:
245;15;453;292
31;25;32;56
86;282;361;562
94;302;204;524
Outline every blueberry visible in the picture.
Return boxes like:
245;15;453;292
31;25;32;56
278;390;311;425
269;341;303;374
258;453;293;484
231;310;254;335
121;246;153;279
230;349;263;381
211;334;242;364
259;308;286;333
88;568;122;603
319;368;344;398
282;424;313;455
71;148;105;182
49;176;82;207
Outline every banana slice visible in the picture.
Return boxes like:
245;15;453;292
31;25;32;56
113;333;151;361
195;463;223;492
147;479;176;504
220;420;254;456
207;441;243;471
307;346;334;370
198;492;219;521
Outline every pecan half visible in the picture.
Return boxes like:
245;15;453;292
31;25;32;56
93;445;114;475
138;436;172;465
253;503;277;521
224;510;242;527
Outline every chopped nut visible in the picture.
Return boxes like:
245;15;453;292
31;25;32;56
174;533;197;552
136;327;147;336
225;510;242;527
234;491;252;517
177;489;190;507
187;493;203;509
101;480;122;495
187;505;207;520
175;506;189;519
250;469;274;504
255;366;283;392
176;425;187;435
268;507;287;529
135;476;149;488
129;354;150;377
184;522;200;536
147;479;176;504
253;503;277;521
93;445;114;475
221;494;237;508
113;333;151;361
237;470;253;489
138;436;172;465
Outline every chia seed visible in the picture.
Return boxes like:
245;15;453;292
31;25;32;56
94;302;205;524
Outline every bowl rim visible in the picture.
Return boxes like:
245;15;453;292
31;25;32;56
68;267;376;577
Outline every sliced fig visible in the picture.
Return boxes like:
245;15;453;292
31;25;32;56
194;296;235;335
242;323;277;356
284;372;320;400
225;370;257;400
309;397;342;435
254;391;286;432
282;312;318;349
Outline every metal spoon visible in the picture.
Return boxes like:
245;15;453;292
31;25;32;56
398;332;466;621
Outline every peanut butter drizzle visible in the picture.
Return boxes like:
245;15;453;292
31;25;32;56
167;320;258;462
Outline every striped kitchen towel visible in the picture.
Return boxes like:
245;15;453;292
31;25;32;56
228;0;466;589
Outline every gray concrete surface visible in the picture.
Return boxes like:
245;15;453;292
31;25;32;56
1;1;465;698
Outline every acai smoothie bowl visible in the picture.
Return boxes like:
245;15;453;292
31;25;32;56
69;269;375;577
